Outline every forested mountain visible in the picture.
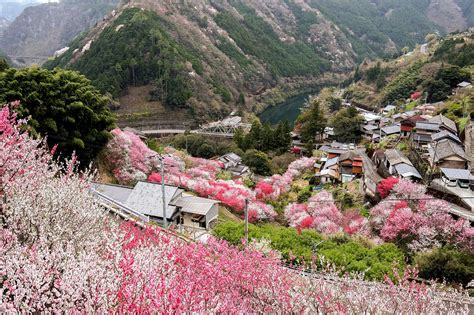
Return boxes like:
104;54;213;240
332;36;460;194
0;0;119;66
43;0;474;122
344;30;474;109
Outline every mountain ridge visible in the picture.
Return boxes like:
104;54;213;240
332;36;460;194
37;0;474;122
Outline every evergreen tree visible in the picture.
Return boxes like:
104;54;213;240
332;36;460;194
0;67;115;163
331;107;364;143
299;99;327;143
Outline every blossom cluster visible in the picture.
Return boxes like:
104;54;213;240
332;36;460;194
371;179;473;252
105;128;160;184
145;147;275;221
285;191;368;235
255;157;316;200
0;104;470;313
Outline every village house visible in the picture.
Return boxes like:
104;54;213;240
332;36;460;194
429;114;457;134
323;126;335;140
457;81;472;90
91;181;219;230
319;141;353;158
428;139;469;169
413;121;440;146
374;149;422;180
360;151;383;198
361;112;382;125
431;130;462;145
380;124;401;138
338;151;363;183
381;149;421;181
416;102;445;116
382;104;396;116
316;156;340;184
400;115;426;138
361;124;379;140
218;152;250;177
392;113;407;122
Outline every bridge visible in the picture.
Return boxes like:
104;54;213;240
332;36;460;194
141;129;236;138
129;115;251;139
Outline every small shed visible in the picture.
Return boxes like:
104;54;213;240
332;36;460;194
174;193;219;229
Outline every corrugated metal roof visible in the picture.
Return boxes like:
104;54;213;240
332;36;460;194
324;157;339;168
219;152;242;163
91;183;133;204
458;81;471;88
381;124;400;135
441;168;471;180
125;182;182;219
395;163;421;179
413;133;432;142
363;124;379;131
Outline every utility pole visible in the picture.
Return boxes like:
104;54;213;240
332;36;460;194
244;198;249;246
160;157;167;229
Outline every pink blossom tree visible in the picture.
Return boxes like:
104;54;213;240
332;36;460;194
105;128;161;184
0;103;470;313
370;179;473;252
377;177;399;198
256;157;316;201
285;191;368;235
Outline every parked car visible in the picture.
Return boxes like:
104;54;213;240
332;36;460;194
458;180;470;189
442;176;458;187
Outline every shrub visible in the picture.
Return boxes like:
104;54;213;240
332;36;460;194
415;247;474;287
243;149;272;175
377;177;399;198
213;222;405;280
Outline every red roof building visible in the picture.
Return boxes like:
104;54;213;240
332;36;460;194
400;115;427;137
410;91;422;100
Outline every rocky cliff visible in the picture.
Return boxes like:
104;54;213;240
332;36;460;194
0;0;119;66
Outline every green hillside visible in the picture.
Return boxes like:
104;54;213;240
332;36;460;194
43;1;472;122
47;8;196;108
307;0;438;59
344;31;474;108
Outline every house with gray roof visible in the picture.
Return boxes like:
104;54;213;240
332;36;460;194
428;139;469;169
380;124;401;138
457;81;472;89
382;104;396;115
91;181;219;229
382;149;422;180
361;124;379;139
428;114;457;134
218;153;250;177
431;131;462;144
413;121;440;146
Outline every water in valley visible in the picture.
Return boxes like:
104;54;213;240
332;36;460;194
258;92;313;126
